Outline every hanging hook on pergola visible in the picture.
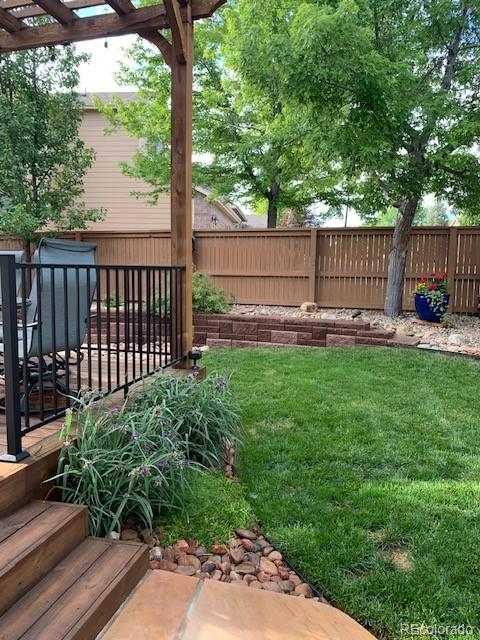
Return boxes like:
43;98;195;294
0;0;226;367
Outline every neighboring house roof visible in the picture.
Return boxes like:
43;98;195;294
80;92;138;110
245;214;268;229
194;186;246;226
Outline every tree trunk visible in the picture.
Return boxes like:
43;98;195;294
22;240;31;264
384;198;418;317
267;181;280;228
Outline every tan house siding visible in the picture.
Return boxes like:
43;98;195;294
80;109;171;231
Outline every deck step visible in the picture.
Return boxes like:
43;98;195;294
0;501;88;616
0;537;149;640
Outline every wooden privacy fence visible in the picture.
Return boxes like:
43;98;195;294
1;227;479;312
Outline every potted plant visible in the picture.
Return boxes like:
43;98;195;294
414;273;450;322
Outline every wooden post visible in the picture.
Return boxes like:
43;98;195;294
447;226;458;313
309;229;318;303
170;4;193;365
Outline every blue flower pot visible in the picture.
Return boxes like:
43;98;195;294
414;293;450;323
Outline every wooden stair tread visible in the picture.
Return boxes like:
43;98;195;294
0;537;148;640
0;501;88;617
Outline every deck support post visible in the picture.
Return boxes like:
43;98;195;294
169;2;193;366
0;255;28;462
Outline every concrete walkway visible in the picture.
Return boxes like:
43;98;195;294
100;570;376;640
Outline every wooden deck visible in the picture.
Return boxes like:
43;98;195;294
0;348;168;460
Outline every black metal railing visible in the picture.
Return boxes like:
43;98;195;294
0;255;186;461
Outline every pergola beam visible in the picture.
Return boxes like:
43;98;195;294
104;0;134;16
164;0;186;63
9;0;104;19
0;3;169;50
0;0;225;52
0;6;22;32
34;0;77;23
138;27;172;67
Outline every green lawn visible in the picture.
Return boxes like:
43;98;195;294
204;347;480;640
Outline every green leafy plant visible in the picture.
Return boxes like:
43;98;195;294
414;273;449;318
192;273;234;314
102;293;123;309
51;404;197;537
50;372;242;536
129;374;242;469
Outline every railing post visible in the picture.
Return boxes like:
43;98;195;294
308;229;318;303
0;255;28;462
447;227;458;313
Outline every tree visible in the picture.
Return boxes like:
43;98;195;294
99;0;340;228
0;46;104;256
290;0;480;315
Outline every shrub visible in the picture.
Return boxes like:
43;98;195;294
192;273;234;314
51;404;197;537
102;292;123;309
129;374;242;469
50;373;242;537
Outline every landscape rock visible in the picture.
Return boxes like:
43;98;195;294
300;302;317;313
268;550;283;562
149;547;163;562
230;547;245;564
260;557;278;576
295;583;313;597
263;581;282;593
120;528;138;541
447;332;464;345
178;554;201;570
235;562;257;575
235;528;257;540
211;543;229;555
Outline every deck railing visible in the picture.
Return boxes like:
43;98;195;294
0;255;186;462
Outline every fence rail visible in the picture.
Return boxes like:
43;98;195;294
2;226;480;312
0;256;185;461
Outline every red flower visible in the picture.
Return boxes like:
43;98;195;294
419;278;427;283
429;284;438;290
430;272;436;277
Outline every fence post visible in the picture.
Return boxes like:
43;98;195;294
309;229;318;303
0;255;28;462
447;227;458;313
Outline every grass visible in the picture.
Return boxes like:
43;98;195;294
203;347;480;640
161;472;256;547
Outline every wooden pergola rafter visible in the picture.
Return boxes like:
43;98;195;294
0;0;226;365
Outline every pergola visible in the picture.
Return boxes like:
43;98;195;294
0;0;226;365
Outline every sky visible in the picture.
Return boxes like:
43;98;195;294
77;37;136;94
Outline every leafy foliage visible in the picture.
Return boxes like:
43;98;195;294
52;374;242;536
98;1;340;227
0;47;104;243
129;374;242;469
192;273;234;314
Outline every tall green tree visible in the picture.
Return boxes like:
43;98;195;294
290;0;480;316
0;46;104;256
100;1;340;228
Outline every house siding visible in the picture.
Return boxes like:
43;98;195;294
79;108;243;232
79;110;171;231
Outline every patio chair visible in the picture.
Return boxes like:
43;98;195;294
0;238;97;411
